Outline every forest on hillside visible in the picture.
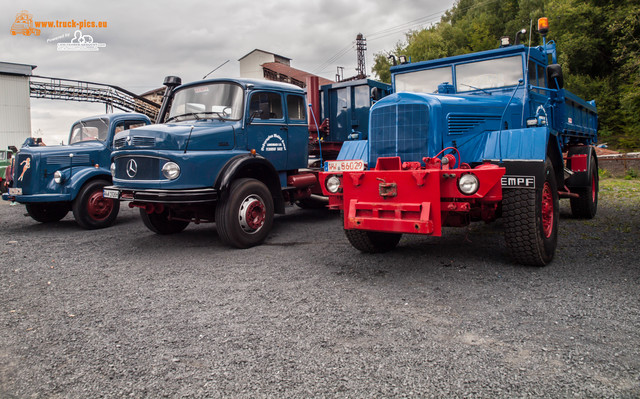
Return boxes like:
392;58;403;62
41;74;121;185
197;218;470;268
372;0;639;151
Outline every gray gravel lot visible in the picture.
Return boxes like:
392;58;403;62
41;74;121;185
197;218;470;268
1;189;639;398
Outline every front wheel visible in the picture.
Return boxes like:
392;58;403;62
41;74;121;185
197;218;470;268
503;157;559;266
72;179;120;229
345;229;402;253
570;155;598;219
140;208;190;234
26;203;69;223
215;178;274;248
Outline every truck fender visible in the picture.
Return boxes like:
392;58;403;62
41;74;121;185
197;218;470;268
482;127;559;191
67;167;112;201
566;145;597;188
214;154;285;214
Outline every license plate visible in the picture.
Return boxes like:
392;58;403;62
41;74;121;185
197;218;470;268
103;189;120;199
324;160;365;173
8;188;22;195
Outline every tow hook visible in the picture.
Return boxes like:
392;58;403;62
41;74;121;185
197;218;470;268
377;178;397;198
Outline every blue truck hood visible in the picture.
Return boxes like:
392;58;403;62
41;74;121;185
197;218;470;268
18;142;106;169
114;120;238;151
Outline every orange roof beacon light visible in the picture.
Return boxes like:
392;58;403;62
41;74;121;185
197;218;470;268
538;17;549;37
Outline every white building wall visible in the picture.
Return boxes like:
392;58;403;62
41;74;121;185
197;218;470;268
239;50;277;79
0;74;31;150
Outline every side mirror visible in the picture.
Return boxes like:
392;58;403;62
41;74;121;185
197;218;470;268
547;64;564;90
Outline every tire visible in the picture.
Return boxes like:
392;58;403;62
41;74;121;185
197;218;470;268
345;229;402;253
295;195;328;209
570;155;598;219
26;203;69;223
72;179;120;229
215;178;274;248
140;208;190;235
503;157;559;266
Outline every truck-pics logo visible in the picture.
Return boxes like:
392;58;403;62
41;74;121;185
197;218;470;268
501;175;535;188
10;10;40;36
260;134;287;152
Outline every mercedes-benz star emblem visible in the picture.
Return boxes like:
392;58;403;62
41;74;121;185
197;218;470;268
126;159;138;178
126;136;132;146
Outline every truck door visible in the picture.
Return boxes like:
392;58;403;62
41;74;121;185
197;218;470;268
285;94;308;170
247;91;288;171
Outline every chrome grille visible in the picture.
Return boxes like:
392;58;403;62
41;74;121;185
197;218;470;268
114;136;156;149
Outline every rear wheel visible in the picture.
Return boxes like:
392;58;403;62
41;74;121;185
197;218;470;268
570;155;598;219
140;208;190;234
26;203;69;223
503;157;558;266
345;229;402;253
72;179;120;229
215;178;274;248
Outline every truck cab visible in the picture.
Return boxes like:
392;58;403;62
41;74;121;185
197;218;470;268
105;78;317;248
2;113;151;228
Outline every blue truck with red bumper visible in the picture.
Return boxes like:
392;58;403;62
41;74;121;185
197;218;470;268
2;113;151;228
319;18;599;266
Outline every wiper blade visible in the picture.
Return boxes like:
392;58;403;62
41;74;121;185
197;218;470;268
459;83;492;95
166;111;228;123
166;112;203;123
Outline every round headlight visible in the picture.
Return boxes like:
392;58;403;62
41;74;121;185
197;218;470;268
458;173;479;195
54;171;63;184
162;162;180;180
110;162;116;177
325;175;342;193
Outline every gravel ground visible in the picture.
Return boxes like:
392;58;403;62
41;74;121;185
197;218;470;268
1;181;639;398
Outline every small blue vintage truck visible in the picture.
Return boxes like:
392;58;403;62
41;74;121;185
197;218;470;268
2;113;151;228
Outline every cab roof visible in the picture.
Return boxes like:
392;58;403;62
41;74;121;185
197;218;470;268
177;78;305;94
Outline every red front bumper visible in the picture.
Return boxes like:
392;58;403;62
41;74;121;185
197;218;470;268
320;157;505;236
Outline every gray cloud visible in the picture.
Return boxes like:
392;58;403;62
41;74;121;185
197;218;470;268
1;0;453;143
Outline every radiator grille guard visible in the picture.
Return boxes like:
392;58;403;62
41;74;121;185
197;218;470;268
369;103;429;166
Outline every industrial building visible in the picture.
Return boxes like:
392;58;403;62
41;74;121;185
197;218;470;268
0;61;35;151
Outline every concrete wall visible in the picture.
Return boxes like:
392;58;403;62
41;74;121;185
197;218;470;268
239;50;277;79
0;74;31;150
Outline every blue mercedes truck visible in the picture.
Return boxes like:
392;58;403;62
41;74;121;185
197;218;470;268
105;78;323;248
3;113;151;228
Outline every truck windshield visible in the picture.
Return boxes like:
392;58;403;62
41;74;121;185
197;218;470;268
395;66;453;94
69;118;110;144
455;56;523;92
167;82;244;122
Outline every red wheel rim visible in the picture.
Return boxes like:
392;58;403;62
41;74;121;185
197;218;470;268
87;190;114;221
238;194;266;233
591;170;597;202
541;182;554;238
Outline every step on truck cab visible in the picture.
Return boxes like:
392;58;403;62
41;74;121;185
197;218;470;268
2;113;151;228
104;77;321;248
319;18;598;266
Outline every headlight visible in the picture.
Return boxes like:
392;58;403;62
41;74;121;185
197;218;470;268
458;173;479;195
325;175;341;193
162;162;180;180
110;162;116;177
54;171;63;184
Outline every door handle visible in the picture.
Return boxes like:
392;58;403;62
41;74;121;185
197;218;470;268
280;126;288;131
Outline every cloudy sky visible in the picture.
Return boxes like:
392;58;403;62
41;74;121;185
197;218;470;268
2;0;455;144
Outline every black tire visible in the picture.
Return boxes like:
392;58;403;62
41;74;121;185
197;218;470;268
139;208;190;235
215;178;274;248
503;157;559;266
570;155;598;219
72;179;120;229
26;203;69;223
345;229;402;253
295;195;328;209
